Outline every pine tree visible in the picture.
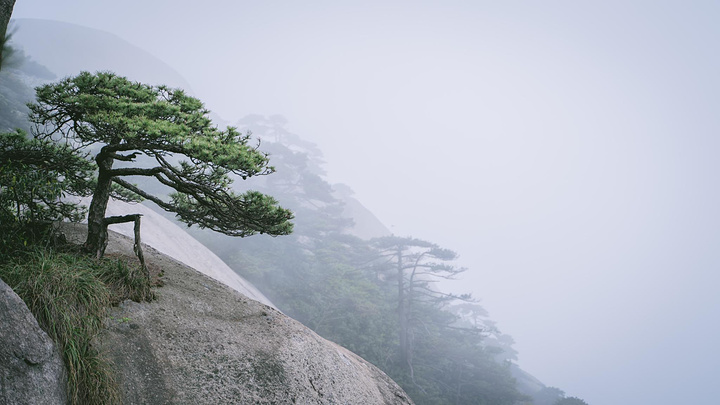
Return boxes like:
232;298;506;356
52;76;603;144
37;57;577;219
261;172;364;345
29;71;293;257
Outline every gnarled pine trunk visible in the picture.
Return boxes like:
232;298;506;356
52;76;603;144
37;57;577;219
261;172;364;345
85;153;114;258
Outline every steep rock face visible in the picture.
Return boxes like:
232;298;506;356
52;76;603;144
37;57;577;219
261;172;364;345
95;230;413;405
0;279;66;405
62;198;275;308
100;199;276;308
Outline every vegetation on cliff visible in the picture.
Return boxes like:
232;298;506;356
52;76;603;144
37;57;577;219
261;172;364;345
0;61;292;404
0;65;154;403
0;247;152;404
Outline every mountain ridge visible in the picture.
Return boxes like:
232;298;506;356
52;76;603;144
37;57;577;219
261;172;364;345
11;18;193;91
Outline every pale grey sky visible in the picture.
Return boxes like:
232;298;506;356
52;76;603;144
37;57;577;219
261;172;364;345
12;1;720;403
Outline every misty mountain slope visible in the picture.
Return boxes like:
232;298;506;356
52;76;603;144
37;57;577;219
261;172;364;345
334;183;392;239
10;18;193;90
231;114;392;240
188;119;533;405
0;49;55;132
4;17;560;404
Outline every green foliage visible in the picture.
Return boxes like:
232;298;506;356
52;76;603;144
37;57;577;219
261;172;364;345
0;221;54;265
28;71;292;256
0;129;95;262
0;248;153;405
0;130;94;224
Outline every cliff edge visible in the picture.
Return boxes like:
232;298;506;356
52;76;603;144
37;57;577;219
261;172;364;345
71;226;413;404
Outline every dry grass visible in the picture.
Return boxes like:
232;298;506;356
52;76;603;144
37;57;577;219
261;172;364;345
0;248;154;405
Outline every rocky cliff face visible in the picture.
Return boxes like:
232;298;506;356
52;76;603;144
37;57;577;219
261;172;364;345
0;279;66;405
94;228;413;404
98;199;276;308
1;205;413;404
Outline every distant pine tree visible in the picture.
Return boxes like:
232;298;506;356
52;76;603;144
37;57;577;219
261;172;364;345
555;396;589;405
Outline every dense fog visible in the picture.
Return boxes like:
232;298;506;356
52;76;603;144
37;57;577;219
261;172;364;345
11;1;720;404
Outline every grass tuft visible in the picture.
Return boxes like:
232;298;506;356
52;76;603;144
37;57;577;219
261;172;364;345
0;248;154;405
97;255;155;304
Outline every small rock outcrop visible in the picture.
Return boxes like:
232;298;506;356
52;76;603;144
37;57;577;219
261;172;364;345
0;279;67;405
94;229;413;404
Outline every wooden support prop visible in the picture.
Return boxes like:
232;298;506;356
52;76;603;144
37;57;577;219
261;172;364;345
103;214;149;279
